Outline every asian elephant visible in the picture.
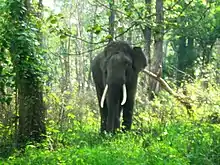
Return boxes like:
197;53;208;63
91;40;147;133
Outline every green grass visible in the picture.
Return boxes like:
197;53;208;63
1;81;219;165
1;122;219;165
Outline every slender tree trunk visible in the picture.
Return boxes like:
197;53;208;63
144;0;152;68
14;89;18;146
149;0;164;100
176;37;186;86
163;40;169;68
65;38;71;90
88;5;98;90
187;37;196;77
142;0;152;90
75;54;80;91
216;39;220;84
0;55;5;124
75;0;85;93
58;40;70;131
176;37;197;85
87;30;94;90
109;0;115;42
202;42;215;65
126;0;134;44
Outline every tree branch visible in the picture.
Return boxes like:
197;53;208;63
65;43;108;56
115;22;137;40
64;33;108;45
95;0;127;16
142;69;193;114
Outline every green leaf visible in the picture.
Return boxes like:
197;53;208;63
60;34;67;39
50;18;58;24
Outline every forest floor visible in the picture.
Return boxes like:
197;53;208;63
1;121;220;165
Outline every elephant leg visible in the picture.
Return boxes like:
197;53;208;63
106;85;121;133
122;86;136;132
114;90;124;131
94;83;108;133
106;99;117;133
122;72;138;131
122;100;134;131
114;104;122;131
100;104;108;133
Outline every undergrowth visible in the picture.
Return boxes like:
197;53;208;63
0;80;220;165
1;122;219;165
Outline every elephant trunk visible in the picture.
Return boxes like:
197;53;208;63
100;84;127;108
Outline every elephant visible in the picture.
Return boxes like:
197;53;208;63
91;40;147;133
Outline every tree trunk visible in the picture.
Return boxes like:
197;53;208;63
8;0;46;146
148;0;164;100
202;42;215;65
65;38;71;90
216;39;220;84
163;40;169;73
75;0;85;93
109;0;115;42
88;5;98;90
142;0;152;90
17;74;46;145
144;0;152;68
58;40;71;131
127;0;134;44
176;37;186;86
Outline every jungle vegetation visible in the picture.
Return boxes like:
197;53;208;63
0;0;219;164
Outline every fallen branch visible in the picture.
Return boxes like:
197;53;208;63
142;69;193;114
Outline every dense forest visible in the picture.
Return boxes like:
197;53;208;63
0;0;219;164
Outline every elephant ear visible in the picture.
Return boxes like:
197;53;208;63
132;47;147;72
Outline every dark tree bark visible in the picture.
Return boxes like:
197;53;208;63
176;36;197;86
176;37;186;85
201;42;215;65
148;0;164;100
8;0;46;146
17;73;46;145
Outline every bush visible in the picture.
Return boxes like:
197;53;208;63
2;122;219;165
1;69;220;165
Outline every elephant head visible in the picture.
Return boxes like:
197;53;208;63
100;53;132;108
92;41;147;133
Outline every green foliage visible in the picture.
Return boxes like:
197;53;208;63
0;0;220;164
1;121;219;165
0;2;15;105
1;77;219;164
0;0;47;104
163;0;220;83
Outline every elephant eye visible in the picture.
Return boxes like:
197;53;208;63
125;61;131;67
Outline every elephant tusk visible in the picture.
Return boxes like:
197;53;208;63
100;84;108;108
121;84;127;105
